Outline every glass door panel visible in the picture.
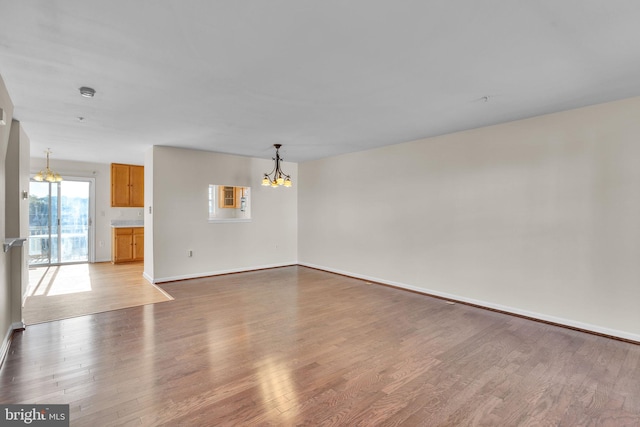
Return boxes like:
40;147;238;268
28;181;52;266
60;180;90;263
28;179;92;266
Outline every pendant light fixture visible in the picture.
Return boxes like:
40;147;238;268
33;149;63;183
262;144;292;188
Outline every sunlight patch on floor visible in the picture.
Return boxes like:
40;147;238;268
28;264;93;296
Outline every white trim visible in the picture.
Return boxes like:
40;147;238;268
0;327;11;365
152;262;296;284
299;262;640;343
12;321;25;330
142;271;154;284
149;281;175;300
0;322;25;368
141;272;173;299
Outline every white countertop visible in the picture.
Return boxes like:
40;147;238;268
111;220;144;228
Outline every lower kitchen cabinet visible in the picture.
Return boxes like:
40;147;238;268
112;227;144;263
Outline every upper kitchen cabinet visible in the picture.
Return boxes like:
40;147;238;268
111;163;144;207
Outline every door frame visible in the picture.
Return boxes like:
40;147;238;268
28;176;96;265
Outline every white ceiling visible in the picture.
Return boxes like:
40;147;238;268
2;1;640;165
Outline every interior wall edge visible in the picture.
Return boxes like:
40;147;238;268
298;262;640;344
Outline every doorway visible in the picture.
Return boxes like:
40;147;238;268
28;178;95;266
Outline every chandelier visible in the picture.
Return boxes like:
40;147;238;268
262;144;292;188
33;149;63;183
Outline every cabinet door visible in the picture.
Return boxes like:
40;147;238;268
133;228;144;261
111;164;131;207
130;166;145;207
219;186;240;208
113;228;134;263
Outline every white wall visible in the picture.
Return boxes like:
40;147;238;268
1;74;18;354
6;120;30;318
147;146;297;282
29;158;144;262
299;96;640;341
5;121;29;239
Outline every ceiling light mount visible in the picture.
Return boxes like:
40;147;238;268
262;144;292;188
33;149;63;183
79;86;96;98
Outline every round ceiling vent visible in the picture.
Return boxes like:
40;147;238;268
79;86;96;98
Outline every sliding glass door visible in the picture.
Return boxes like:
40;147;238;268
29;179;93;266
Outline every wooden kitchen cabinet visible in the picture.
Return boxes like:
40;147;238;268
112;227;144;263
133;227;144;261
111;163;144;207
218;186;243;208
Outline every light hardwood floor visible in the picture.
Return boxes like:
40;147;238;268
23;262;172;325
2;266;640;425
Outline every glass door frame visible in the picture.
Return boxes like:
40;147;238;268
28;175;96;265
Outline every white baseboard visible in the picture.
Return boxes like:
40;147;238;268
152;262;297;284
140;272;174;299
0;327;10;367
0;322;25;368
299;262;640;343
142;271;153;284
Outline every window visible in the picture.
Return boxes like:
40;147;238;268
208;185;251;222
